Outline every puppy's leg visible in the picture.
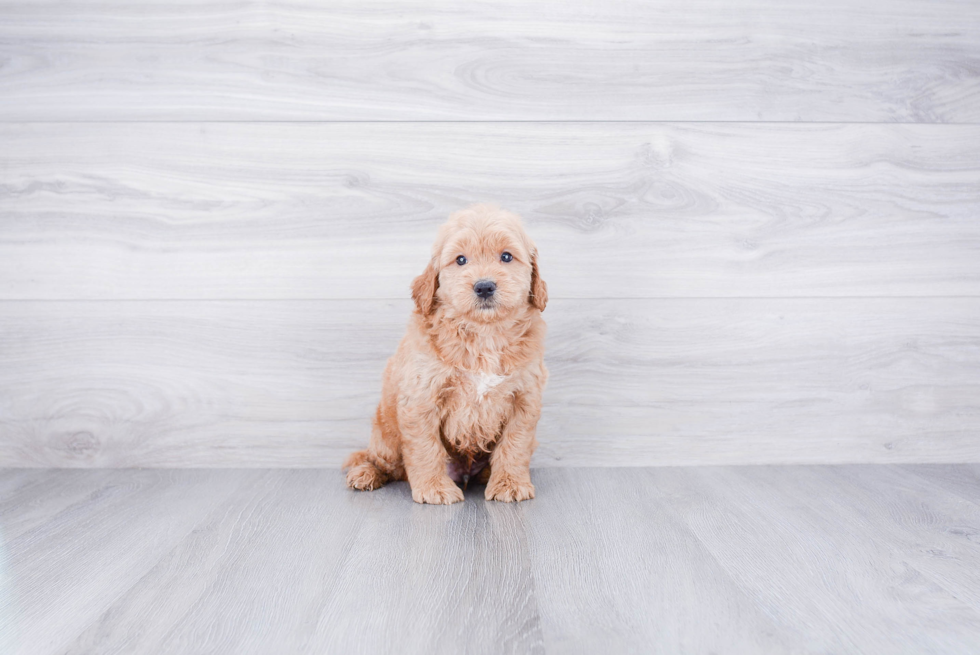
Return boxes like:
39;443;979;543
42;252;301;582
486;395;540;502
344;449;387;491
345;406;404;491
402;408;464;505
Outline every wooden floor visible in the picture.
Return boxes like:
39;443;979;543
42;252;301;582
1;466;979;654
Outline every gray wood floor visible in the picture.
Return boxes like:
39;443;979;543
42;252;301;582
2;466;980;654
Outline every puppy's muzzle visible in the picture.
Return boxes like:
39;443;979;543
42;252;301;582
473;279;496;300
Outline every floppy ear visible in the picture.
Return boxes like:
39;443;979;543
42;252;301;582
529;250;548;312
411;259;440;315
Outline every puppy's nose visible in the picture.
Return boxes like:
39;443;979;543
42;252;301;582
473;279;496;299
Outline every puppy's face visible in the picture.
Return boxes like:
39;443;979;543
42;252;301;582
437;221;530;321
412;206;547;321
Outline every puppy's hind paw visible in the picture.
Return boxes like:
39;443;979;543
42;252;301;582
486;475;535;502
346;462;387;491
411;481;465;505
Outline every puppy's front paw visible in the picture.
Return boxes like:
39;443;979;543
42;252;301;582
412;480;465;505
485;474;535;502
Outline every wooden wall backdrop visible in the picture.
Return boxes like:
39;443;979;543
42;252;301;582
1;0;978;467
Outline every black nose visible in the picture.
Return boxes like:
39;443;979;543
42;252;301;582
473;279;496;299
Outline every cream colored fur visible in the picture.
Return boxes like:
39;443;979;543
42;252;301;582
344;204;548;504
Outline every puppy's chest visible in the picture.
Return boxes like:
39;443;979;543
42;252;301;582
447;367;513;405
440;368;515;448
468;370;508;400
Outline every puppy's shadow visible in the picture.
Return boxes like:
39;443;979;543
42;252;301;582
343;477;530;543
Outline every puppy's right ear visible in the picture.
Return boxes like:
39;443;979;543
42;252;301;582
529;249;548;312
411;259;440;315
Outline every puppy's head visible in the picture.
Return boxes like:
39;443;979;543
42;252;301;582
412;205;547;321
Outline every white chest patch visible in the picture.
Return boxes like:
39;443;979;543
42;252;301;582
470;372;507;400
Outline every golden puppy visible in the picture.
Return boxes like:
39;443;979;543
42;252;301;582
344;204;548;504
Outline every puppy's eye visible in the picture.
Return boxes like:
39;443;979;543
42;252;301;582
500;252;513;263
456;255;467;266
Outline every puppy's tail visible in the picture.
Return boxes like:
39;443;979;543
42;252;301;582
343;450;390;491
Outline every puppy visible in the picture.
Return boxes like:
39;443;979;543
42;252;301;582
344;204;548;504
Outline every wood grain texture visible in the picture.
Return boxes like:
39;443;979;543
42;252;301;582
524;468;797;653
0;469;249;654
1;0;979;122
1;298;977;468
66;470;366;654
2;122;979;300
648;465;980;653
901;463;980;506
823;465;980;608
2;0;978;472
315;480;543;653
0;469;126;541
4;467;980;654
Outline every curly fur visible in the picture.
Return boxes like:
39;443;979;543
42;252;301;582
344;204;548;504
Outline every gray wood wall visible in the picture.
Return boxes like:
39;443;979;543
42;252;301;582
1;0;978;467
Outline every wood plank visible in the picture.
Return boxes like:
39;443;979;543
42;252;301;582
1;0;978;121
3;123;979;300
524;468;797;653
10;470;545;654
62;470;368;654
649;466;980;653
0;469;127;541
6;467;980;653
901;463;980;506
822;465;980;609
0;469;249;654
311;481;544;653
1;298;977;468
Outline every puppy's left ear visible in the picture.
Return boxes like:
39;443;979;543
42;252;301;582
411;259;440;315
529;249;548;312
